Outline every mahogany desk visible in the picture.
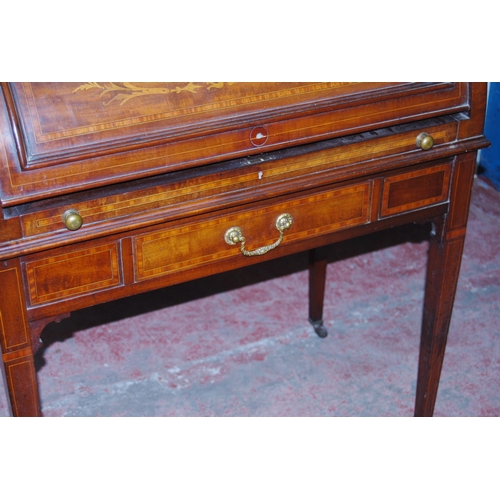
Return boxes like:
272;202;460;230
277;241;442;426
0;83;488;416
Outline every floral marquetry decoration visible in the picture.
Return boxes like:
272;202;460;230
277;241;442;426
73;82;235;106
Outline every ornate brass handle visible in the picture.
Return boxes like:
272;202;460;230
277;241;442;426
416;132;434;151
62;209;83;231
224;213;293;256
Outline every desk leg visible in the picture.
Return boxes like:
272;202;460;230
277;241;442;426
415;152;476;417
0;261;42;417
415;221;465;416
308;246;328;338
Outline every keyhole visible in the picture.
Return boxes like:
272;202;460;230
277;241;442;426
250;126;269;146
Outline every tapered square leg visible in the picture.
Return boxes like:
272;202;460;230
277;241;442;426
415;221;466;416
414;152;477;416
308;246;329;338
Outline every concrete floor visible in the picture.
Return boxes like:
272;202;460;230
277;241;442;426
1;177;499;417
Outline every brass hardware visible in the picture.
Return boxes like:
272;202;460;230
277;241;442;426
416;132;435;151
62;209;83;231
224;213;293;256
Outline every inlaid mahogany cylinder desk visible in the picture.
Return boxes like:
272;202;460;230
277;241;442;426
0;82;489;416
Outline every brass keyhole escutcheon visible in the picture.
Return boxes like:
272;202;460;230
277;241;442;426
63;209;83;231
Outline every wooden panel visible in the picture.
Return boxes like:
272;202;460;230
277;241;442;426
0;83;468;206
0;267;29;351
447;153;476;231
9;82;462;166
25;243;122;305
380;163;452;218
4;356;40;417
134;182;372;281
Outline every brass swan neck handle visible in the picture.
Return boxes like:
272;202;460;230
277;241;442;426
224;213;293;257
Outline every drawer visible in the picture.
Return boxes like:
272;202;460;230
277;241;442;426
134;182;372;281
380;162;452;218
23;242;122;306
19;119;457;239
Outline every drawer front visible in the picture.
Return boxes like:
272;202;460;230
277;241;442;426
24;243;122;306
134;182;372;281
380;162;452;218
20;120;457;239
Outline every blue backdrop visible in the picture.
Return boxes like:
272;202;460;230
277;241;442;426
480;82;500;190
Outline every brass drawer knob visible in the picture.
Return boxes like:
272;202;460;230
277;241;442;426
62;209;83;231
416;132;435;151
225;213;293;256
